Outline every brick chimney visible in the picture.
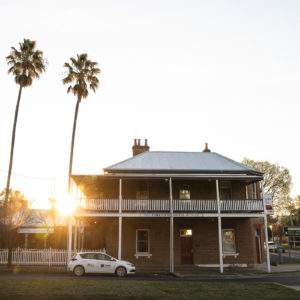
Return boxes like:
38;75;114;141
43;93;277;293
202;143;211;152
132;139;150;156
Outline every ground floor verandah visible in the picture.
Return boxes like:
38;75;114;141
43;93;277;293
70;216;267;272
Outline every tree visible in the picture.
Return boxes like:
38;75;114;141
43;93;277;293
242;158;292;215
5;39;46;209
0;189;29;265
62;53;100;193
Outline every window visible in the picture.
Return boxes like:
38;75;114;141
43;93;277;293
80;253;98;260
222;229;236;253
220;181;232;200
136;190;149;199
179;185;191;200
136;181;149;199
136;229;150;253
96;253;112;261
180;229;192;237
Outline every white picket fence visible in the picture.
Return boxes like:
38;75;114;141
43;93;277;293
0;248;106;266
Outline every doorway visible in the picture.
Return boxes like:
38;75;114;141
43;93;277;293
255;228;262;264
180;229;193;264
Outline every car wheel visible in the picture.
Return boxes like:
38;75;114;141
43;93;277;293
115;266;127;278
73;265;85;277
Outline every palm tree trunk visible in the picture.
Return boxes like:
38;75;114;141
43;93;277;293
68;96;81;193
4;85;22;266
5;85;22;208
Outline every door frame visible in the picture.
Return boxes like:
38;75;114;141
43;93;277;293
180;229;193;264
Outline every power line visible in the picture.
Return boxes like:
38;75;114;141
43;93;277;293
0;169;66;180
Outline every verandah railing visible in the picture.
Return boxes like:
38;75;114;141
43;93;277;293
0;248;106;266
77;198;264;212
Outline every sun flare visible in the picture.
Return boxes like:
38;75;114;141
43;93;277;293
56;197;75;215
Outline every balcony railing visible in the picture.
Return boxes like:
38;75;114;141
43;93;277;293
123;199;170;211
77;198;264;213
173;199;217;212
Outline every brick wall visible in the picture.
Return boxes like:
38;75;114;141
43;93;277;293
82;179;254;200
86;216;265;267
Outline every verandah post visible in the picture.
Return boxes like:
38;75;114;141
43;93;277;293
67;215;72;263
216;179;223;273
67;177;73;263
74;219;77;252
261;181;271;273
118;178;122;260
169;177;174;273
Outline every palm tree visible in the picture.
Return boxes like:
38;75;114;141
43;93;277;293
62;53;100;193
5;39;46;209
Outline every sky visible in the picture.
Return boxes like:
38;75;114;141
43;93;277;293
0;0;299;209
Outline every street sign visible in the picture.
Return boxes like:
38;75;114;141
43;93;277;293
284;226;300;237
264;194;274;215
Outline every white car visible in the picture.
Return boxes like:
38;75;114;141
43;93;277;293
268;242;285;253
68;252;136;277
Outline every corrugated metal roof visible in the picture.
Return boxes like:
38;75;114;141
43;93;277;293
104;151;262;175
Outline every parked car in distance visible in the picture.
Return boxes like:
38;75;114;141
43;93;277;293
268;242;285;253
68;252;136;277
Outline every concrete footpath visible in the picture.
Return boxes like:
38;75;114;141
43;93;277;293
255;263;300;273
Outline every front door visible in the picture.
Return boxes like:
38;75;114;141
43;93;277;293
180;229;193;264
255;229;262;264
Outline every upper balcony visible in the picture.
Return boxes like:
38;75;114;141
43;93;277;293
72;170;264;216
75;198;264;213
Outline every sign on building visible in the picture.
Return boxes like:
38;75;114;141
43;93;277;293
284;226;300;237
17;228;54;234
264;194;274;215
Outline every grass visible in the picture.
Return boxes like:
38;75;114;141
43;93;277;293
0;278;299;300
0;265;67;274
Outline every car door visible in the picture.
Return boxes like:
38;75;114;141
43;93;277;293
95;253;115;274
81;253;98;273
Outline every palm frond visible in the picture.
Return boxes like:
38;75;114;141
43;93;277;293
6;38;46;87
62;53;100;100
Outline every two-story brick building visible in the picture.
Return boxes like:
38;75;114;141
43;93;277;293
69;140;271;273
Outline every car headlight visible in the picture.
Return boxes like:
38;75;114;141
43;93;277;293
127;263;135;267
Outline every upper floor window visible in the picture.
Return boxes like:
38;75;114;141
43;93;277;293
136;190;149;199
179;185;191;200
136;181;149;199
220;181;232;200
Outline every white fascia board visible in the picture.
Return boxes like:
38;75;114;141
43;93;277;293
88;174;263;181
74;212;265;218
